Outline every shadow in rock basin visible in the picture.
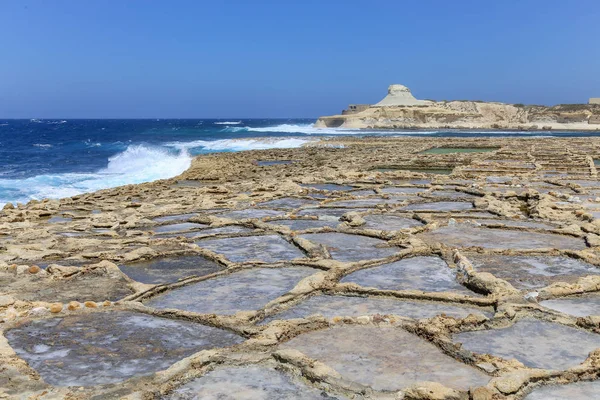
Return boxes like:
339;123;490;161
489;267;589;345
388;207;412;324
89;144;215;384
4;311;243;386
0;265;133;303
119;255;224;284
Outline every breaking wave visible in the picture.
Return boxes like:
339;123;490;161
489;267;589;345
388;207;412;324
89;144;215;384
0;145;191;207
166;137;313;152
214;121;242;125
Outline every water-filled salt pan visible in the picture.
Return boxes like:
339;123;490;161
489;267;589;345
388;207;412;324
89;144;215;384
5;311;243;386
146;267;316;314
168;365;335;399
454;319;600;370
197;235;305;263
280;325;489;391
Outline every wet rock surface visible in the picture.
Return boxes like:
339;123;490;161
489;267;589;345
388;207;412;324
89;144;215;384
262;294;493;323
540;293;600;317
418;224;587;250
167;364;340;399
197;235;305;263
341;255;474;294
119;255;224;284
280;325;490;391
469;254;600;289
300;232;399;262
454;319;600;370
524;380;600;399
5;311;243;386
3;137;600;399
146;267;317;314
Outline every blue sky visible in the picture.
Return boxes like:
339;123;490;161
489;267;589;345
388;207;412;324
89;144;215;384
1;0;599;118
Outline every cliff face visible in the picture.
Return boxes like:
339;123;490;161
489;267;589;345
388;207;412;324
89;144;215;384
316;88;600;131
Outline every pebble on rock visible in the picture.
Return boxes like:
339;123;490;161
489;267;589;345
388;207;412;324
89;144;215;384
28;265;41;274
49;303;63;313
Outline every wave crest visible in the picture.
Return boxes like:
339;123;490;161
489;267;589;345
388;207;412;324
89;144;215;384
166;137;313;152
0;145;191;207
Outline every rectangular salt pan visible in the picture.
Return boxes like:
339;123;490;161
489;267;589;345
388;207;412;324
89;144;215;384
341;256;475;294
280;326;489;391
362;214;423;230
5;311;243;386
167;365;338;399
468;255;599;289
454;319;600;370
119;255;224;285
300;233;398;262
218;209;285;220
146;267;317;314
418;225;586;250
197;235;305;263
540;294;600;317
262;295;492;324
402;201;473;212
524;381;600;400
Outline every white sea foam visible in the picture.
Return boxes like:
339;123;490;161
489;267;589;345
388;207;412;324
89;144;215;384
33;143;53;148
214;121;242;125
166;137;313;152
0;145;191;207
222;123;434;135
222;123;556;137
84;139;101;147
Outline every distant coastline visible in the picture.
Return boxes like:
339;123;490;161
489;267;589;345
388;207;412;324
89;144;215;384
315;84;600;131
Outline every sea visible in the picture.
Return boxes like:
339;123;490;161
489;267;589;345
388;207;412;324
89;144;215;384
1;118;599;207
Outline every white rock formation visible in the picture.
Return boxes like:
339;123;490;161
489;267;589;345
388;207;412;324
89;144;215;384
374;84;430;107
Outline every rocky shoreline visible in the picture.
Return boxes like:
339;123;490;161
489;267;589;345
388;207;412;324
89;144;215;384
316;85;600;131
2;137;600;399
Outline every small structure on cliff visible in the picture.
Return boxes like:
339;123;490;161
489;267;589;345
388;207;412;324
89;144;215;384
590;98;600;105
342;104;370;115
374;84;430;107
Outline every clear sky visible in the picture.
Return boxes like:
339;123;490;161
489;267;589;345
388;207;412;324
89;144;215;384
1;0;599;118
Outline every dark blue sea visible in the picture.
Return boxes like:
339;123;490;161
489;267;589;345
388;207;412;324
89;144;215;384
1;118;599;206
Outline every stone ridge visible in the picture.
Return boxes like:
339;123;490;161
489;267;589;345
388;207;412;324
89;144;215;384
3;137;600;399
317;84;600;131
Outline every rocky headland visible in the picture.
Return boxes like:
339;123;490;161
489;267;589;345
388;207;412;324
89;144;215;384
316;84;600;131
